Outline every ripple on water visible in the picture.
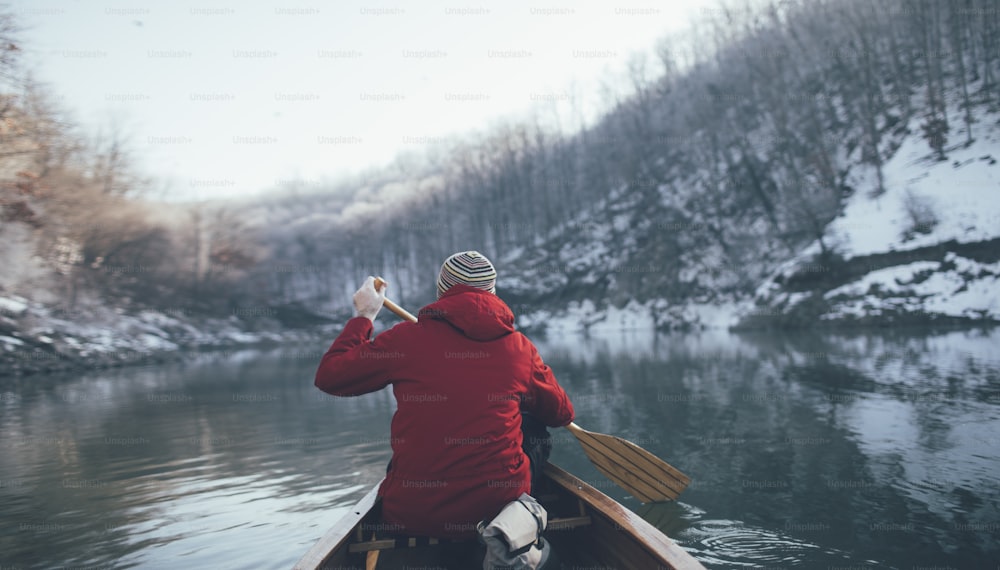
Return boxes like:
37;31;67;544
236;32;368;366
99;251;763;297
680;519;888;569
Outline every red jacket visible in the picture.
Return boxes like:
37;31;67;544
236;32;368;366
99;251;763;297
315;285;574;539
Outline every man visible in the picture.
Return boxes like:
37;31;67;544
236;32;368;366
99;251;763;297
315;251;575;540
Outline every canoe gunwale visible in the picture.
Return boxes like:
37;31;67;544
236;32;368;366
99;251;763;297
291;479;383;570
543;463;706;570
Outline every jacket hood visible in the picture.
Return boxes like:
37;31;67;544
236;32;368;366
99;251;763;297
418;284;514;341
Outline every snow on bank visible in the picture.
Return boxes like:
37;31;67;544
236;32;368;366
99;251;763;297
0;293;322;376
518;297;746;335
0;296;29;316
520;299;654;334
822;254;999;321
533;325;763;364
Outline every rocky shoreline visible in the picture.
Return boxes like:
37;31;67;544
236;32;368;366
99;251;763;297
742;238;1000;329
0;294;340;380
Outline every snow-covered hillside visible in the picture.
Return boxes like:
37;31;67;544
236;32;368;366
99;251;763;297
746;111;1000;328
507;106;1000;334
826;130;999;258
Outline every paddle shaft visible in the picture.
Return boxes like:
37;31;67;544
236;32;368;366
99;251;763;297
373;278;417;323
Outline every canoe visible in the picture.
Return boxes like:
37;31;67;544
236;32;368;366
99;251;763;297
293;462;706;570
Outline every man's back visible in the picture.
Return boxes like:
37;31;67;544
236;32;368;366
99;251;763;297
315;285;574;538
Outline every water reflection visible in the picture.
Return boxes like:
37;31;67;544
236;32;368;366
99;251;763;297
1;350;393;570
540;327;1000;569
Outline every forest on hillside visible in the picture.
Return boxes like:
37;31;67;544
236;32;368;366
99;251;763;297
2;0;998;324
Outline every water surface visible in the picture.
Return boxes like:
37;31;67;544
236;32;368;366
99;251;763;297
1;327;998;568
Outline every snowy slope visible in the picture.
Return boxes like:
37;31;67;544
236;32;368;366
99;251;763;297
510;103;999;333
747;110;1000;327
519;298;745;334
821;254;999;321
822;117;999;257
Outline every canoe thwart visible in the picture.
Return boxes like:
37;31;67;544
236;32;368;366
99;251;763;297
546;515;593;531
348;536;445;553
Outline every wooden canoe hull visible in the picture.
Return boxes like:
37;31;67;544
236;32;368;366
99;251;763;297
293;463;705;570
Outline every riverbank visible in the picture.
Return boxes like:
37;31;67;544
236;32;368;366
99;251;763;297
0;293;339;378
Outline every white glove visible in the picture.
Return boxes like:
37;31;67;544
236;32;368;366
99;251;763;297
353;276;386;321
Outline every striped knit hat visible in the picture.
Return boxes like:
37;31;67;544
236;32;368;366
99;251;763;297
437;251;497;298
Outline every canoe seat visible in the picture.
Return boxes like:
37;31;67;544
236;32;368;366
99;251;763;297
547;515;593;531
348;535;455;553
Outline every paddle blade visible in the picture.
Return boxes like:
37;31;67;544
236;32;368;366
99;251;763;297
566;422;690;502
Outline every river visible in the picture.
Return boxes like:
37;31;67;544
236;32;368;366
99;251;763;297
1;327;998;569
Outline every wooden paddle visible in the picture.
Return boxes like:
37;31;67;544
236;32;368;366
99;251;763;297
371;277;691;502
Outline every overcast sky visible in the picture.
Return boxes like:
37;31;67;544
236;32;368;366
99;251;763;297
10;0;712;201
